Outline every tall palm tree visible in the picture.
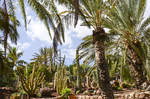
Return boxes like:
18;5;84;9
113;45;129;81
28;0;65;52
78;34;134;82
58;0;117;98
104;0;150;88
76;47;81;90
0;0;65;55
0;6;19;56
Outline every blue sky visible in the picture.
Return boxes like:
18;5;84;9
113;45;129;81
10;0;150;65
13;1;92;65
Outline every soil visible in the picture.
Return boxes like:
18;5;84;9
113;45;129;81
114;88;137;94
0;88;15;99
0;87;144;99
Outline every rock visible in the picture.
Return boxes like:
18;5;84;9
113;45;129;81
85;96;90;99
143;93;150;98
138;92;150;99
146;85;150;91
124;94;129;99
98;96;102;99
114;94;121;98
141;82;148;89
129;92;135;99
96;90;101;94
92;95;99;99
135;92;140;98
144;91;150;95
77;95;84;99
139;93;145;99
121;95;125;99
80;95;85;99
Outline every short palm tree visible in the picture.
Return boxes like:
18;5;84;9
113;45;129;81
0;49;15;85
104;0;150;88
7;47;25;68
32;47;59;82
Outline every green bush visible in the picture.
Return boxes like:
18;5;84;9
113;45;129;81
83;90;89;95
60;88;72;99
120;82;131;88
112;86;122;91
75;90;80;94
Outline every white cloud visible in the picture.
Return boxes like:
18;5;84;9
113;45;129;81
26;17;74;47
26;17;52;43
18;42;31;50
72;21;92;38
25;3;73;47
15;42;30;53
0;44;3;50
145;0;150;17
62;48;76;59
26;15;73;47
57;4;68;13
75;26;92;38
25;4;92;48
0;40;30;53
63;30;73;47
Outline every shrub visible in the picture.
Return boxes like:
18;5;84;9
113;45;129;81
60;88;72;99
120;82;131;88
83;90;89;95
54;66;70;94
16;65;45;97
112;86;122;91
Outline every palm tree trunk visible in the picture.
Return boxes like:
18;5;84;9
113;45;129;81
3;0;9;57
76;48;81;90
93;27;114;99
127;42;147;89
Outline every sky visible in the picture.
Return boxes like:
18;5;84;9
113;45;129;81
14;1;92;65
10;0;150;65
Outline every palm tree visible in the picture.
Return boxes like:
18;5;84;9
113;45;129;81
33;47;49;66
7;47;25;68
0;0;65;55
76;47;81;90
32;47;62;83
0;6;19;56
0;50;5;73
58;0;118;98
32;47;57;67
104;0;150;88
78;34;135;82
28;0;65;52
0;49;15;86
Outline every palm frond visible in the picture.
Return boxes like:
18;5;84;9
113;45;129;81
19;0;27;29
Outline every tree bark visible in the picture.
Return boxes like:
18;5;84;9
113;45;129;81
93;27;114;99
3;0;9;57
127;41;147;89
76;48;82;90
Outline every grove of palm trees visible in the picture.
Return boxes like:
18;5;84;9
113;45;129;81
0;0;150;99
